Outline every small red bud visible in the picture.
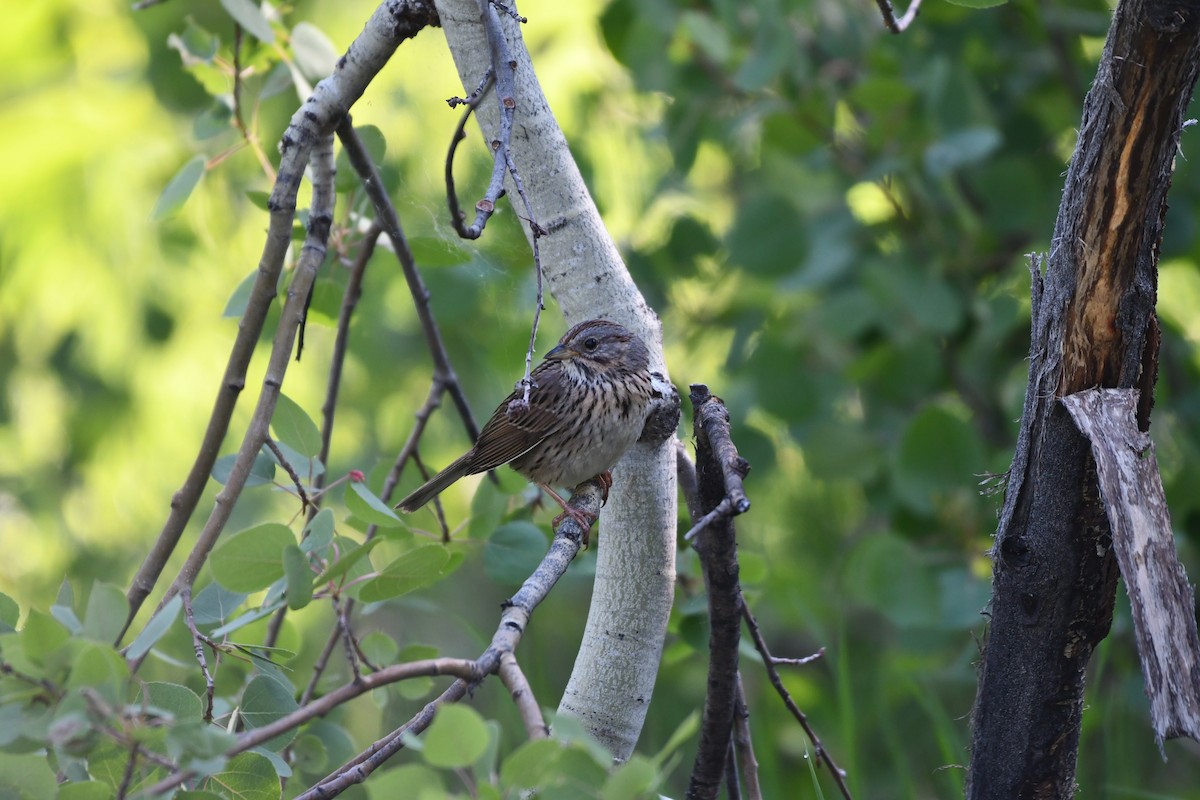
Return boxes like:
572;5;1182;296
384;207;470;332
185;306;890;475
349;469;365;482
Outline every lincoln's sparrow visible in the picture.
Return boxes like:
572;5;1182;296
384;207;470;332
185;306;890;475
397;319;655;529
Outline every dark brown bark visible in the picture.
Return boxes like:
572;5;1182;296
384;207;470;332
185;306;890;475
686;386;749;800
968;1;1200;797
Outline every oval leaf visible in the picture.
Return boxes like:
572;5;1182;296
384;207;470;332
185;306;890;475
219;0;275;43
240;675;300;751
211;524;295;593
125;594;183;660
423;705;488;768
271;394;322;458
282;545;313;610
346;481;405;528
152;155;206;221
356;546;451;603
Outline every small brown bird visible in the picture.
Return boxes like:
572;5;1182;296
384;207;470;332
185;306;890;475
397;319;655;530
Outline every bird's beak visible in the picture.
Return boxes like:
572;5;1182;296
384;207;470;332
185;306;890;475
544;344;572;361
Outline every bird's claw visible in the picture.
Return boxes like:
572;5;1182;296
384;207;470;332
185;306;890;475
552;506;599;549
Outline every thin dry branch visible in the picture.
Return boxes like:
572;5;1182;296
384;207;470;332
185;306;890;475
686;385;747;800
741;599;850;799
874;0;922;33
295;479;605;799
149;134;338;630
120;0;440;643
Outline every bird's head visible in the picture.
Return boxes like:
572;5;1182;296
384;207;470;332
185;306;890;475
545;319;650;374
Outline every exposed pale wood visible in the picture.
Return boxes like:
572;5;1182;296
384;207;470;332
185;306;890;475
1062;388;1200;746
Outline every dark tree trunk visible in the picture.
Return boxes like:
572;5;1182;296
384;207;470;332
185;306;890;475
968;1;1200;797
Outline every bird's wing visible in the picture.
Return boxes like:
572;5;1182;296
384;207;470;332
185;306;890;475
466;370;565;473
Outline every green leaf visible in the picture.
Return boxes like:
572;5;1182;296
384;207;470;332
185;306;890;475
222;271;258;319
190;583;248;627
0;592;19;633
314;537;380;585
346;481;405;528
891;405;984;514
271;394;322;458
152;156;206;221
844;534;938;628
66;643;130;703
603;755;659;800
239;675;300;751
141;681;203;722
245;190;271;211
283;545;313;610
219;0;275;43
923;126;1002;177
0;752;57;800
212;450;277;488
356;546;452;603
21;609;70;665
423;705;488;768
125;594;183;660
500;738;564;790
484;522;547;585
943;0;1007;6
291;22;339;82
651;709;700;767
210;523;296;593
57;780;113;800
81;582;128;644
198;751;279;799
301;508;335;556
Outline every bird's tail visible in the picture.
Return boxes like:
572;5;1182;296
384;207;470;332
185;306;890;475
396;454;475;512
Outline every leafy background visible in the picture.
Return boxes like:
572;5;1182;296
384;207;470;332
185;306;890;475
4;0;1200;796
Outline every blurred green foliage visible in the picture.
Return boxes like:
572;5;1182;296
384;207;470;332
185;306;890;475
3;0;1200;797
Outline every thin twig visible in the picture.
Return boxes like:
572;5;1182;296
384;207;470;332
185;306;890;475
294;480;605;799
311;224;380;520
336;119;484;449
741;599;851;799
264;437;313;512
724;741;742;800
137;657;485;797
734;673;762;800
119;2;437;643
116;742;141;800
874;0;922;33
181;589;216;721
498;651;549;739
446;70;496;235
142;134;338;643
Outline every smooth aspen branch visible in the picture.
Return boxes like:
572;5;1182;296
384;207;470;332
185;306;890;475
121;0;441;641
436;0;678;760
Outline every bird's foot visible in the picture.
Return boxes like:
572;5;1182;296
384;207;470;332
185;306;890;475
541;484;599;549
596;471;612;505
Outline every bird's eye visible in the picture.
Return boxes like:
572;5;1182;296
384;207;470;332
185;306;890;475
583;337;599;351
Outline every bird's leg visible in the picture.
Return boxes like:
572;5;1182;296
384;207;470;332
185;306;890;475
596;471;612;505
540;484;599;548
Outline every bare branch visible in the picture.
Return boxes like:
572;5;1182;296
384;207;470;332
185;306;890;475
734;674;762;800
295;479;605;798
120;0;440;642
264;437;313;512
741;599;851;799
874;0;922;33
498;651;549;739
686;385;747;800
